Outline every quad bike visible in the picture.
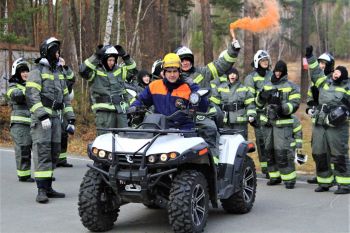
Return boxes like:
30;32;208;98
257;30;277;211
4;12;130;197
78;90;257;233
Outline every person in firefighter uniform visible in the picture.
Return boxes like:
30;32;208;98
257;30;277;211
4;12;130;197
26;37;75;203
210;67;256;139
7;58;33;182
256;60;300;189
305;45;350;194
244;50;274;176
79;44;137;136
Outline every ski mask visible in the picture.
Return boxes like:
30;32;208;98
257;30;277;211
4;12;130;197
271;60;287;83
333;66;348;84
47;43;60;65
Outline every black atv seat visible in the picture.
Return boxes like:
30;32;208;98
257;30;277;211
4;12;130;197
218;128;243;135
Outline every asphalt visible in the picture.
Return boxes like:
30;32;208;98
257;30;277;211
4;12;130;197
0;148;349;233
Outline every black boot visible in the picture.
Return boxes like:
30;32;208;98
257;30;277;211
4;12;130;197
57;160;73;168
267;177;282;186
307;176;317;184
285;182;295;189
36;188;49;203
334;187;350;195
19;177;35;182
46;187;65;198
314;186;329;192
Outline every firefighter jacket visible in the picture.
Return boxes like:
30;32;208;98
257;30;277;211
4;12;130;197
211;81;256;124
7;82;31;125
256;75;301;127
79;54;137;113
132;79;208;130
307;56;350;126
244;70;273;98
25;58;75;121
181;44;239;88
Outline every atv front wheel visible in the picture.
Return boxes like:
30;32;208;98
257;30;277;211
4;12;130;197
221;156;256;214
168;170;209;233
78;168;120;232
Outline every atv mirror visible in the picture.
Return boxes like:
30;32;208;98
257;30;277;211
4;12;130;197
189;93;200;105
126;88;137;98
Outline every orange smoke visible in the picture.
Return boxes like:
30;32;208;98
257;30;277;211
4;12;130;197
230;0;280;33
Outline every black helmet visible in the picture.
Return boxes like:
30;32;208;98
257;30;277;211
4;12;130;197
328;106;349;126
318;53;334;76
40;37;60;58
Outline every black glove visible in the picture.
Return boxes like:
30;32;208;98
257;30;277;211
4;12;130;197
259;90;272;101
305;45;313;58
95;44;104;60
114;45;130;60
270;104;283;116
127;106;137;114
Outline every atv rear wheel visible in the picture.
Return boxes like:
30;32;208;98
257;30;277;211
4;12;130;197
168;170;209;233
78;168;120;232
221;156;256;214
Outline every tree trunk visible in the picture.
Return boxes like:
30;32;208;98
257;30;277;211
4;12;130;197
116;0;121;44
61;0;71;64
124;0;134;52
243;2;256;76
130;0;143;55
70;0;81;62
160;0;169;54
200;0;213;64
103;0;115;45
48;0;54;35
300;0;310;103
82;0;93;58
94;0;101;45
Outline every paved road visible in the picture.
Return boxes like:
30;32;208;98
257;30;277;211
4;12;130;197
1;148;349;233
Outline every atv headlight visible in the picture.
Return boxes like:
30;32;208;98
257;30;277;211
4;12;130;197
148;155;157;163
189;93;200;105
160;153;168;162
98;150;106;158
92;147;98;155
108;153;113;161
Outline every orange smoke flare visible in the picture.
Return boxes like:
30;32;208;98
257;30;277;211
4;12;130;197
230;0;280;33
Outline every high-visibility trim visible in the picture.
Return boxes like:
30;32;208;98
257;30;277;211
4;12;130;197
253;76;265;82
276;118;294;125
84;59;97;70
295;139;303;143
88;72;95;82
247;109;256;115
237;87;248;92
58;74;65;80
260;162;267;168
210;83;217;88
208;62;219;79
126;61;136;70
315;76;326;88
66;73;74;80
260;115;268;122
245;98;255;105
209;96;221;105
334;87;347;93
16;83;26;91
289;93;301;100
307;90;312;97
26;82;42;91
11;116;31;123
255;96;264;107
208;106;217;113
247;86;256;94
96;70;108;76
263;86;274;90
309;61;318;69
91;103;116;111
6;88;15;97
293;125;302;133
213;156;220;165
113;68;122;77
290;142;296;147
59;152;67;159
323;83;329;90
44;107;53;115
286;103;293;114
269;171;281;178
312;118;316;124
335;176;350;184
63;88;69;95
64;106;73;113
317;175;334;184
193;74;204;84
220;76;227;82
281;171;296;181
223;52;236;63
122;66;127;80
30;102;43;113
279;87;292;93
41;73;54;80
129;97;136;104
17;170;31;177
34;170;53;178
218;87;230;93
236;116;246;122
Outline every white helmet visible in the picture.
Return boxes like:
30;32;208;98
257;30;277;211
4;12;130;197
151;59;163;79
175;46;194;64
253;50;270;69
105;46;118;55
11;58;29;76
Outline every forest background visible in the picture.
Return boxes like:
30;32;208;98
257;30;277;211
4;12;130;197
1;0;350;173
